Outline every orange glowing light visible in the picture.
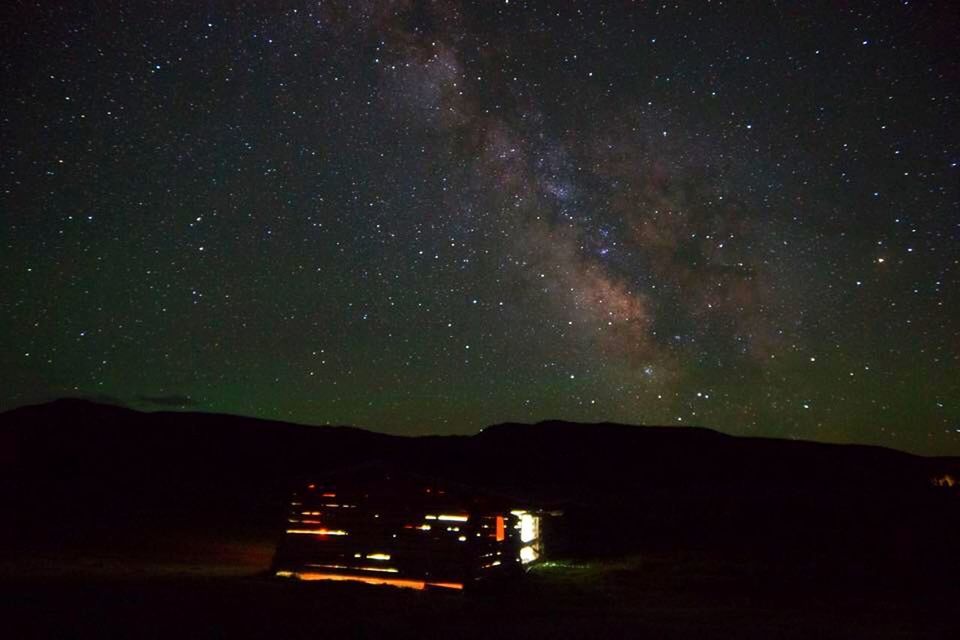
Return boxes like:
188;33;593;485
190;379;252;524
276;571;463;591
495;516;505;542
932;474;956;488
285;528;349;536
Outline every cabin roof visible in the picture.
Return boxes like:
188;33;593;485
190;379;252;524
297;462;537;512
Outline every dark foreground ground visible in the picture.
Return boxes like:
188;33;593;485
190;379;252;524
1;534;956;640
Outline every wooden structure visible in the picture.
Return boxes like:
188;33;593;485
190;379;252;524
272;467;544;591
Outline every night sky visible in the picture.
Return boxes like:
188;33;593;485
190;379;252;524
2;1;958;454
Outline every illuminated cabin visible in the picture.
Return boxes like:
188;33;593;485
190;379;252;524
272;469;544;591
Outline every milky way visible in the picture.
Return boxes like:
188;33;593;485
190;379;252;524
2;1;958;454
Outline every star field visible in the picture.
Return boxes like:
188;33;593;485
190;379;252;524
2;1;958;454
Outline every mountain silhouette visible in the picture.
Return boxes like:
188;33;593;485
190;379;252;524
2;399;957;586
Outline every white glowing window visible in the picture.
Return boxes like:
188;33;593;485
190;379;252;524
519;545;538;564
519;513;537;543
357;566;399;573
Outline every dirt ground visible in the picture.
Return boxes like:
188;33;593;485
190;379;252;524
1;534;955;639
